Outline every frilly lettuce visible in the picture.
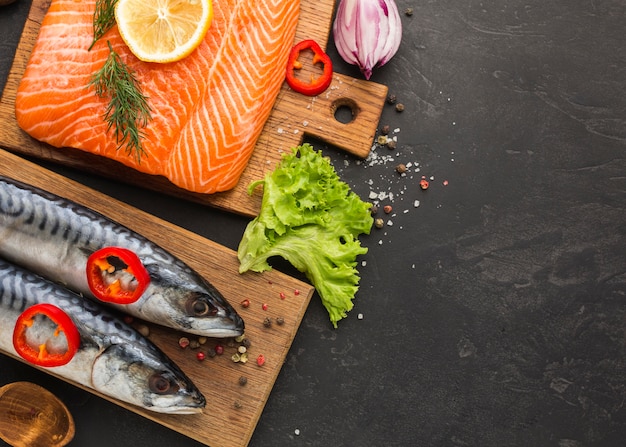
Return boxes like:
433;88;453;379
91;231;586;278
237;144;373;327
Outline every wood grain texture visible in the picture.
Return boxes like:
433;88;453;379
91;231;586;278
0;0;388;217
0;148;315;447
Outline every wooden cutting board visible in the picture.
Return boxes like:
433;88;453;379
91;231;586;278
0;147;316;447
0;0;388;217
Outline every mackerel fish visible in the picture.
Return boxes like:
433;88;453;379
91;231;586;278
0;176;244;337
0;257;205;414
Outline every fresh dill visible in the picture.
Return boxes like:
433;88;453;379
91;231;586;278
89;41;152;163
89;0;119;51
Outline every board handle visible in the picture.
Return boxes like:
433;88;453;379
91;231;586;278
272;73;389;158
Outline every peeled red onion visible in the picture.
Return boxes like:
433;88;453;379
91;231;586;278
332;0;402;80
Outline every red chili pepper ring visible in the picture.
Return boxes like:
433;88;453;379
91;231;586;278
13;303;81;368
285;39;333;96
86;246;150;305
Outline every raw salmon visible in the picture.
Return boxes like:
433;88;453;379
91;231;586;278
15;0;300;194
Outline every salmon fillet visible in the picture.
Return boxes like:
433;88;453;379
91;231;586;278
15;0;300;194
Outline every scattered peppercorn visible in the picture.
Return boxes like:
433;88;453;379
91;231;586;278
386;139;397;150
136;324;150;337
396;163;407;174
370;204;378;215
238;345;247;354
420;179;429;190
178;337;190;349
198;336;207;345
294;289;300;296
235;334;246;343
214;344;224;355
380;124;390;135
377;135;388;145
256;354;266;366
263;317;272;328
231;353;241;362
240;299;250;308
234;401;243;409
374;218;385;229
262;303;268;311
196;352;206;361
405;7;414;16
206;347;217;358
276;317;285;326
238;376;248;386
383;205;393;214
395;103;405;112
279;291;286;300
242;338;252;349
189;339;201;349
387;94;397;104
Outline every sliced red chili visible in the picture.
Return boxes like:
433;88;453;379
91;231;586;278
286;39;333;96
86;246;150;305
13;303;81;367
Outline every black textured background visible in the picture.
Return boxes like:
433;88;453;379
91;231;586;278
1;1;625;446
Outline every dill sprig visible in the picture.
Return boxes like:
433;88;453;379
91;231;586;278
89;41;152;163
89;0;119;51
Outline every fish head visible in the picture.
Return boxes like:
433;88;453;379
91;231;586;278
91;343;205;414
138;270;245;338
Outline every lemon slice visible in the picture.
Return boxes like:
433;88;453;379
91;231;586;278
115;0;213;63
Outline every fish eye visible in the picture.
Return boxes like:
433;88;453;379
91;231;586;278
149;373;179;395
186;296;218;317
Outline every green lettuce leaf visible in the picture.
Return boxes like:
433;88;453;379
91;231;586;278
237;144;373;327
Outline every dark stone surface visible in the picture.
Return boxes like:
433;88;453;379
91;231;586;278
1;1;625;446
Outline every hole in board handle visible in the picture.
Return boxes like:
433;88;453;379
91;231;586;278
331;98;360;124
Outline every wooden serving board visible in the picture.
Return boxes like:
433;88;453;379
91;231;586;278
0;0;388;217
0;148;316;447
